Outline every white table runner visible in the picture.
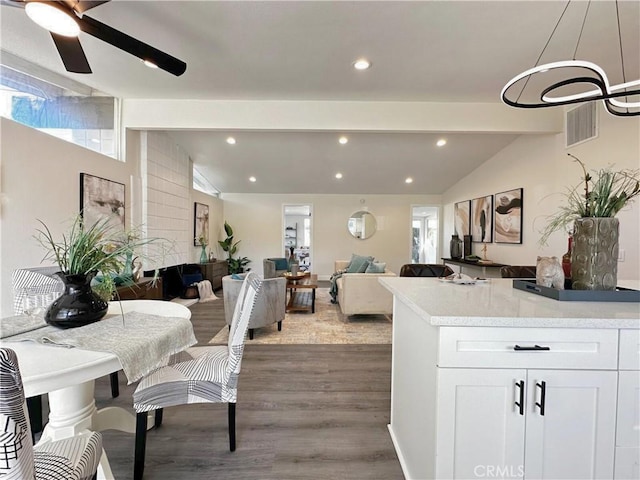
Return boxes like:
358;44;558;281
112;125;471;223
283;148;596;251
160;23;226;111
3;311;197;383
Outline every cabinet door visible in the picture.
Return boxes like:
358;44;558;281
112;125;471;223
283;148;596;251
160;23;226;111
436;368;526;480
524;370;617;480
615;370;640;479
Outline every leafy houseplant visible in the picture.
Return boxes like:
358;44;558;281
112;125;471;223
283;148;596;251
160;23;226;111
540;154;640;244
218;221;251;274
540;154;639;290
37;216;161;327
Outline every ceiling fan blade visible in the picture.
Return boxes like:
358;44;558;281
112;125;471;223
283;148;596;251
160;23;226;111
50;32;92;73
78;14;187;76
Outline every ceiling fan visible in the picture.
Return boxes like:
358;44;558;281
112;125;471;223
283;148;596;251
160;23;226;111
1;0;187;76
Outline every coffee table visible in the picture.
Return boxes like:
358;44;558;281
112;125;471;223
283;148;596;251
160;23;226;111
286;273;318;313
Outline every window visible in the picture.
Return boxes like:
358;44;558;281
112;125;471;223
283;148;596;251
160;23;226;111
193;166;220;197
0;59;118;158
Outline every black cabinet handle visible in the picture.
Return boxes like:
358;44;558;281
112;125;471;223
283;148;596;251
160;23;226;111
513;344;551;351
535;381;546;416
514;380;525;415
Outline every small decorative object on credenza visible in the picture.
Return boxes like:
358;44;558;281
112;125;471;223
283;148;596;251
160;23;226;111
449;234;463;259
539;154;640;291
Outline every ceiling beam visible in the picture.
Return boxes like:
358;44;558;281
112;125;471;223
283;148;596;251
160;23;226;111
122;100;563;134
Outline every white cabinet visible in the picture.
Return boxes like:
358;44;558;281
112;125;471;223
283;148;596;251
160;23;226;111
436;369;526;480
435;327;619;480
615;330;640;479
436;368;617;480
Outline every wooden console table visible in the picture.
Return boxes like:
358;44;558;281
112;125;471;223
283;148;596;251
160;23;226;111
115;277;163;300
200;261;228;290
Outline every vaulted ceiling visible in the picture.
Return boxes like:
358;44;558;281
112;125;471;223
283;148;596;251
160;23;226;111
1;1;637;193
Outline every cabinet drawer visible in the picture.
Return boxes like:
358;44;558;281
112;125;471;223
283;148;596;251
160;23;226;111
619;329;640;370
438;327;618;370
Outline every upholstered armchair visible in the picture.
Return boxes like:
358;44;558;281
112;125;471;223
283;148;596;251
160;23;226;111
263;257;288;278
399;264;454;277
222;274;286;339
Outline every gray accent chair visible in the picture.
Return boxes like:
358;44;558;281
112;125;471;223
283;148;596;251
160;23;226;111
263;257;288;278
223;274;286;339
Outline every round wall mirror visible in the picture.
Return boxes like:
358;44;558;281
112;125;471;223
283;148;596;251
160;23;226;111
348;210;377;239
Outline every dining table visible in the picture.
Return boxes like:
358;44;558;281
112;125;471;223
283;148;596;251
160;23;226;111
0;299;196;479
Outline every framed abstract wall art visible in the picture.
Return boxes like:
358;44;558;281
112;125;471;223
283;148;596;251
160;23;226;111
471;195;493;243
194;202;209;246
80;173;125;230
454;200;471;237
494;188;523;244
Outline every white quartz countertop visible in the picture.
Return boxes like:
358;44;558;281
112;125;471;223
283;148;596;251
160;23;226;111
379;277;640;329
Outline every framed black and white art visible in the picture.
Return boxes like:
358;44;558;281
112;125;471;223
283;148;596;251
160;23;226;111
80;173;125;230
494;188;523;244
471;195;493;243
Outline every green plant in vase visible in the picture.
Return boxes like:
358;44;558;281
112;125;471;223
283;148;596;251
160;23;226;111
218;221;251;274
540;154;639;290
196;234;208;264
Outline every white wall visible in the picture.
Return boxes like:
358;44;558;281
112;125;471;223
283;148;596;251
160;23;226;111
0;120;221;316
442;105;640;280
220;193;441;279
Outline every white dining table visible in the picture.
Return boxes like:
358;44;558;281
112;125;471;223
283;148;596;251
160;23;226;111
0;300;194;480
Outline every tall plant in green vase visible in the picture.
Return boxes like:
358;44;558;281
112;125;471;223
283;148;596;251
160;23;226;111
218;221;251;274
540;154;639;290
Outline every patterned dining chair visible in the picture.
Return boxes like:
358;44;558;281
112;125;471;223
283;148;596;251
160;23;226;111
0;348;103;480
132;272;262;480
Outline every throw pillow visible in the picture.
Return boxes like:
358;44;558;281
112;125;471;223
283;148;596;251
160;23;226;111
346;254;374;273
231;273;246;280
272;258;288;271
365;262;386;273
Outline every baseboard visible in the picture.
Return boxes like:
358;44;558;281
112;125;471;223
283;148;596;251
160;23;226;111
388;423;410;480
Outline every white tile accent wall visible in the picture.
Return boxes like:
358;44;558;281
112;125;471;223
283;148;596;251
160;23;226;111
141;131;191;270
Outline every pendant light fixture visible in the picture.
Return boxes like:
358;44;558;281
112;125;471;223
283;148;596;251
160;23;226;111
25;1;80;37
501;0;639;117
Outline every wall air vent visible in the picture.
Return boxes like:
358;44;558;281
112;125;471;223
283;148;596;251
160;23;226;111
566;102;598;147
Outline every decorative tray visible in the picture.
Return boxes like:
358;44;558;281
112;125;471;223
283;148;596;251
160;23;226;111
513;279;640;302
283;272;307;280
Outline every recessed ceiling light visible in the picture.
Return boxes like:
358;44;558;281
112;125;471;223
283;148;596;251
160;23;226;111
436;139;447;147
405;177;413;184
25;2;80;37
335;173;343;179
226;137;236;145
353;58;371;70
339;136;348;145
143;60;158;69
249;176;256;183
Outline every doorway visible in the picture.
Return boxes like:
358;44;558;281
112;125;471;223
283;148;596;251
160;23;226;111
411;206;439;264
283;204;312;272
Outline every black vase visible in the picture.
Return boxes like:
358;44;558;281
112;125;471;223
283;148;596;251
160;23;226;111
45;273;109;329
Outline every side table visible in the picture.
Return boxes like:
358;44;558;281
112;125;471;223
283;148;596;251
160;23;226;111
116;277;163;300
200;261;228;290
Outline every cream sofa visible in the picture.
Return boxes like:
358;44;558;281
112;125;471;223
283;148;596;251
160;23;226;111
334;260;396;316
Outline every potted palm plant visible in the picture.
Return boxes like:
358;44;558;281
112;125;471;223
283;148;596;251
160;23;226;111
36;216;162;328
217;221;251;274
540;154;639;290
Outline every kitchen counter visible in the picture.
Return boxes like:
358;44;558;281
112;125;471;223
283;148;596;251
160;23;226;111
379;277;640;329
379;277;639;480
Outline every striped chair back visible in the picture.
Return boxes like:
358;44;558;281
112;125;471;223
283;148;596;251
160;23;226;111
12;268;63;315
227;272;262;378
0;348;36;479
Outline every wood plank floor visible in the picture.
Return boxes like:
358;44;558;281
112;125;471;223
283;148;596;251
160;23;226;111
94;294;404;479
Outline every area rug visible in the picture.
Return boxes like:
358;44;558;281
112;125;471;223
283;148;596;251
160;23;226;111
209;288;392;345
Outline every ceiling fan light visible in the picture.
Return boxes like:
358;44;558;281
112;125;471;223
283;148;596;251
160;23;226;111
143;59;158;69
26;1;80;37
